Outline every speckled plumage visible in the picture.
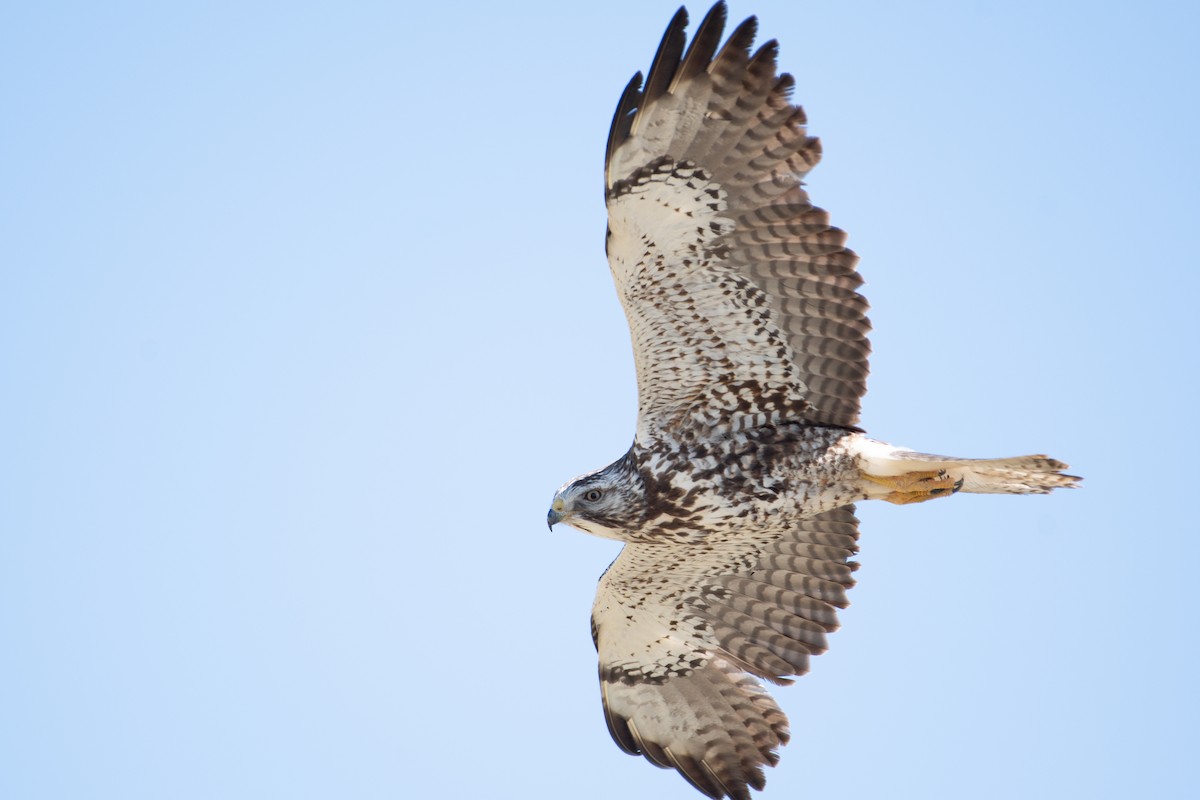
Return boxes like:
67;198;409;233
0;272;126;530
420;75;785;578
548;5;1078;799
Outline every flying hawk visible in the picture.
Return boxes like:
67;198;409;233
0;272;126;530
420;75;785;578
546;4;1078;798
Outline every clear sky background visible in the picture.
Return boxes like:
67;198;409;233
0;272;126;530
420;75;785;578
3;1;1197;798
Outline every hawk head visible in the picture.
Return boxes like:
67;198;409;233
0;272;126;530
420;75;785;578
548;451;645;541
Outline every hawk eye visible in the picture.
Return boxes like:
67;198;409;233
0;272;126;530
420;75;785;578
584;489;603;502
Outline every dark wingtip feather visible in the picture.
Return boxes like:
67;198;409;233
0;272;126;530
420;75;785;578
605;71;643;187
752;38;780;66
666;749;725;799
776;71;796;100
714;13;758;64
641;6;689;110
673;1;727;89
599;677;640;754
629;719;673;768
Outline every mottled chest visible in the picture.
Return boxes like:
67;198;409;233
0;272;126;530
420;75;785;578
634;424;862;540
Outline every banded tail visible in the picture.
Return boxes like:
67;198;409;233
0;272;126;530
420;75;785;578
853;437;1081;503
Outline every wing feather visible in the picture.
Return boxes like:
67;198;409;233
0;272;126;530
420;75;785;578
605;2;869;437
592;507;859;799
641;7;689;111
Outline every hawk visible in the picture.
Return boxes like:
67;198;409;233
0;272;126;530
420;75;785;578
546;4;1078;798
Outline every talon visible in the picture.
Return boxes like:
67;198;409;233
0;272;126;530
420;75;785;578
863;469;962;505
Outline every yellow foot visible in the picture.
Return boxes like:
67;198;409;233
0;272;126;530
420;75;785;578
863;470;964;505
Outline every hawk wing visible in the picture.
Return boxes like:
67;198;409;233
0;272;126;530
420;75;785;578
593;506;860;800
605;3;869;443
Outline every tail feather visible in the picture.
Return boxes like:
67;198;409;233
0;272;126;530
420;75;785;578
854;438;1081;496
894;452;1081;494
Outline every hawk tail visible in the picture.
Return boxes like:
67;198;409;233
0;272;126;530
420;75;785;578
904;452;1081;495
855;439;1081;496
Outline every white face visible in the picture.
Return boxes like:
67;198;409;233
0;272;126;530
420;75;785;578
548;470;637;542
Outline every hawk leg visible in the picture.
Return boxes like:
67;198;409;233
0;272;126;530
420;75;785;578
862;470;964;505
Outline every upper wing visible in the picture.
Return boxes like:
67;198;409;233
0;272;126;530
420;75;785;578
605;3;869;443
592;507;860;800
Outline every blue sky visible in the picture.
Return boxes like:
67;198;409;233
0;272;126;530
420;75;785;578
2;1;1197;798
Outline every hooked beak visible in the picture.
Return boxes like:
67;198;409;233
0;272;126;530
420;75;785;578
547;499;566;530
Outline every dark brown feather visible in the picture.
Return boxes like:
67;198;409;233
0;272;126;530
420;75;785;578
673;1;727;90
641;7;689;110
604;72;642;187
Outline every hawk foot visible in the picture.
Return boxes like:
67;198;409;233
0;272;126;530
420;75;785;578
863;470;964;505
